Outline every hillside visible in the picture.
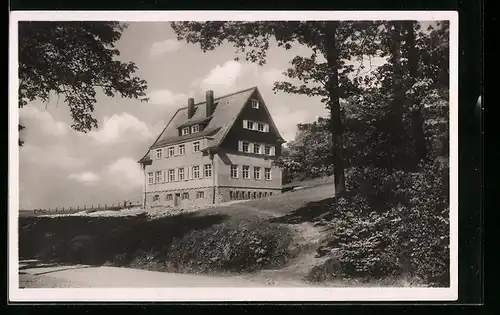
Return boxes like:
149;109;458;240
19;177;339;285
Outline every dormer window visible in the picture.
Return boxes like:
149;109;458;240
181;127;190;135
191;124;199;133
251;99;260;109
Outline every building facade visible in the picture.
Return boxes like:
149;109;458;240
138;87;285;208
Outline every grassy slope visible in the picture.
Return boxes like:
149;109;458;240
19;177;338;284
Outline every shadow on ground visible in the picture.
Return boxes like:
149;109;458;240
19;212;228;269
270;198;336;224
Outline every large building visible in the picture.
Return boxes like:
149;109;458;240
138;86;286;208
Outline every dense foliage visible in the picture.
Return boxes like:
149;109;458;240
18;21;148;145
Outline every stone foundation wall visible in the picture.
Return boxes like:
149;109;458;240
145;186;282;208
216;186;281;203
146;186;214;208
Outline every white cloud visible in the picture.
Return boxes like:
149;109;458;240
200;60;244;90
105;157;144;189
87;112;153;144
20;144;88;170
150;39;183;56
69;171;101;185
20;106;70;137
148;89;188;106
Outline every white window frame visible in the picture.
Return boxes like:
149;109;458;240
204;164;212;178
253;143;261;154
265;168;272;180
181;127;190;135
191;125;200;133
168;169;175;181
192;165;200;179
182;192;189;200
254;167;261;180
166;194;173;201
178;168;185;181
193;141;200;153
242;141;250;153
257;123;265;132
168;146;175;157
155;170;163;183
230;165;239;178
251;99;260;109
242;165;250;179
178;144;185;155
148;172;154;185
155;149;162;159
246;121;254;130
264;145;271;155
196;191;204;199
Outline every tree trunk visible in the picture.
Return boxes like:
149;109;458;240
324;21;346;197
404;21;427;166
388;22;406;171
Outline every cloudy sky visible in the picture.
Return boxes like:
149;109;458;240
19;21;422;209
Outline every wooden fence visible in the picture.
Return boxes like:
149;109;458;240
28;200;142;216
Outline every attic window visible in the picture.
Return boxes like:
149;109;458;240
181;127;190;135
191;124;199;133
251;99;260;109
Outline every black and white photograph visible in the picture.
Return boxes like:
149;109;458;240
9;11;458;302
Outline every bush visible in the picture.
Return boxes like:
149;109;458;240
317;163;450;286
165;218;294;274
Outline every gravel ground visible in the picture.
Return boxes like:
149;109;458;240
19;273;90;288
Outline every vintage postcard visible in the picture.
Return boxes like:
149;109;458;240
9;10;458;302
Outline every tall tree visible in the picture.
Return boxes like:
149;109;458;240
18;21;149;145
171;21;378;197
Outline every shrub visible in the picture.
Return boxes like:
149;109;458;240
165;218;294;274
317;163;449;286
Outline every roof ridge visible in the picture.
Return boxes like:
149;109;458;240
176;86;258;110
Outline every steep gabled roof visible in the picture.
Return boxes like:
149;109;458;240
138;86;285;164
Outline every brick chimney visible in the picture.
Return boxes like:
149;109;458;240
187;98;195;119
206;90;214;117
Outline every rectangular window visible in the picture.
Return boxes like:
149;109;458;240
155;149;162;159
179;144;185;155
182;192;189;200
204;164;212;178
178;168;185;181
229;191;233;200
153;194;160;202
251;99;259;109
242;141;250;152
264;145;271;155
257;123;265;132
254;167;261;180
192;166;200;179
181;127;190;135
265;168;272;180
196;191;204;199
166;194;173;201
230;165;238;178
155;171;163;183
235;191;240;199
148;172;154;184
193;141;200;153
168;169;175;182
191;125;199;133
253;143;261;154
246;121;254;130
242;165;250;179
168;146;175;157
